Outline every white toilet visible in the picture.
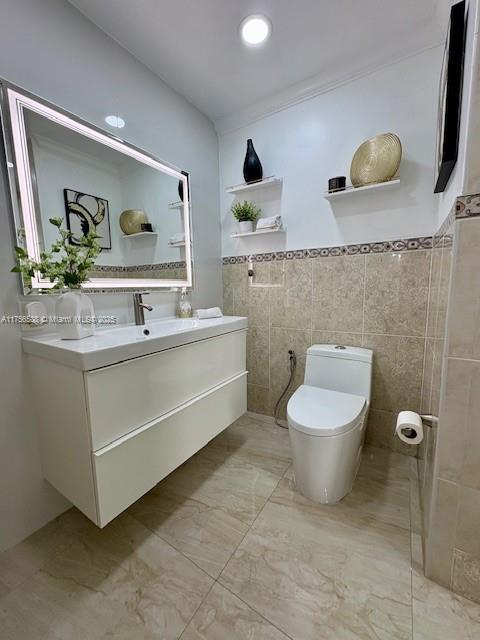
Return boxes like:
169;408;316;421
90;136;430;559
287;344;373;504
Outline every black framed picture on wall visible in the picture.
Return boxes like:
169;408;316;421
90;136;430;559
434;0;467;194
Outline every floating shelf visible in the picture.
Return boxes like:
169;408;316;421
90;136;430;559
230;227;286;239
324;178;400;201
121;231;158;239
226;176;283;195
168;201;184;210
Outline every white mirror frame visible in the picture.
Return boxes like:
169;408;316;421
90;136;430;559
4;86;193;291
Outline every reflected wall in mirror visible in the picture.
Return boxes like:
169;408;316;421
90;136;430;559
2;85;192;291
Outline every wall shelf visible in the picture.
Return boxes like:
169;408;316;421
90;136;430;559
230;227;286;239
121;232;158;239
226;176;283;195
323;178;400;201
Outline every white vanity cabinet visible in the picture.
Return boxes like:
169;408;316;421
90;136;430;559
24;318;247;527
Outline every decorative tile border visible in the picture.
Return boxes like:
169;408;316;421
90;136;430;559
433;193;480;248
93;261;186;273
456;193;480;218
222;236;433;265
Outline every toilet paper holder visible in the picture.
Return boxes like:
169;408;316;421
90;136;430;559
420;414;439;428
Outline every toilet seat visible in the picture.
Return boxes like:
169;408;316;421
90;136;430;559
287;385;366;437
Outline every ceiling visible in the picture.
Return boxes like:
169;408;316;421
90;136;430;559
68;0;446;124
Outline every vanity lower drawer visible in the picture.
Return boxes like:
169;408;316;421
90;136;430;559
85;329;246;450
92;372;247;527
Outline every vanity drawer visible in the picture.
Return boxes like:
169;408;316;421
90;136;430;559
93;372;247;527
85;329;246;450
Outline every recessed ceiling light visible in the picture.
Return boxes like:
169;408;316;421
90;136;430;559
105;115;125;128
240;15;272;46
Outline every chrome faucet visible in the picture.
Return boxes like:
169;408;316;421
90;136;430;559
133;292;153;326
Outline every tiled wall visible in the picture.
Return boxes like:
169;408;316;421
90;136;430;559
223;244;433;457
424;214;480;603
418;222;453;545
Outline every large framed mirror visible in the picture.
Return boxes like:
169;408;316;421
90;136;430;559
1;83;193;292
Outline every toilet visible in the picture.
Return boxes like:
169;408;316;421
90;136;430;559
287;344;373;504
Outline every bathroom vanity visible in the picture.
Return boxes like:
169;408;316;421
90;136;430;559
23;316;247;526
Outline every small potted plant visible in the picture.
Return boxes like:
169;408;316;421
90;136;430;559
12;217;102;340
231;200;261;233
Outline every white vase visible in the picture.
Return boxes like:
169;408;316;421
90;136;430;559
55;290;95;340
239;221;254;233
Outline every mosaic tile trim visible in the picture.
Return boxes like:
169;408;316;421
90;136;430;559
433;193;480;248
94;261;186;273
456;193;480;219
222;236;433;264
434;208;456;247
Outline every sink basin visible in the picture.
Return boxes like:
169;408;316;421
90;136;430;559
22;315;248;371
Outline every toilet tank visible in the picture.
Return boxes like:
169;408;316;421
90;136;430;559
304;344;373;400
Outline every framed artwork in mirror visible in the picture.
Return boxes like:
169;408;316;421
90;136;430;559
64;189;112;250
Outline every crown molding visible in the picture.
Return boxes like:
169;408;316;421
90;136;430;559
214;42;443;136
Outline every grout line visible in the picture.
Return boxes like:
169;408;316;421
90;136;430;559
362;254;367;340
218;582;295;640
178;579;217;639
419;250;434;413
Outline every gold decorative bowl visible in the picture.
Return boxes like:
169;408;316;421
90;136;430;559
350;133;402;187
119;209;148;235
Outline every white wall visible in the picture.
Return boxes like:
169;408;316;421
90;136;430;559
31;136;126;265
220;47;443;257
0;0;220;550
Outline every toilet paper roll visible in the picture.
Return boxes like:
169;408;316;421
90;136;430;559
395;411;424;445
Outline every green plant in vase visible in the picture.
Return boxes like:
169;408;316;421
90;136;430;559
12;217;102;340
12;216;102;290
231;200;261;233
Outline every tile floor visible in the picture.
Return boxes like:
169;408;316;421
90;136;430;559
1;414;480;639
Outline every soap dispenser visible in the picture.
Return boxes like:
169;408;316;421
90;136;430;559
177;287;192;318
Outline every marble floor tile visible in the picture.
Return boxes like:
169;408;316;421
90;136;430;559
359;445;411;484
155;448;282;527
181;583;290;640
0;511;213;640
4;415;480;640
342;473;411;530
412;569;480;639
0;517;72;598
220;493;412;640
129;488;249;579
201;415;292;476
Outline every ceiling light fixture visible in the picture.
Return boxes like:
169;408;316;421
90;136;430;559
105;115;125;129
240;14;272;46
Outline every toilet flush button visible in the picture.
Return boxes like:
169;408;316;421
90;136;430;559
335;345;346;350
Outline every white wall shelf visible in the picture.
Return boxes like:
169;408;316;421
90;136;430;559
226;176;283;195
230;227;286;239
323;178;400;201
121;232;158;239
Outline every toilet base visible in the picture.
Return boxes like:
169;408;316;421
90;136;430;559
288;418;365;504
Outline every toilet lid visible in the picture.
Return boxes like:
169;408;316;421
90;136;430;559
287;385;366;437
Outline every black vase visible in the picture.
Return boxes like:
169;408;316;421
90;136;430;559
178;180;184;202
243;139;263;183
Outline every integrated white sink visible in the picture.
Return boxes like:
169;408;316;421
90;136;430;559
22;315;248;371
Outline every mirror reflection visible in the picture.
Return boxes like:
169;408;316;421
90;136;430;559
23;108;188;285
